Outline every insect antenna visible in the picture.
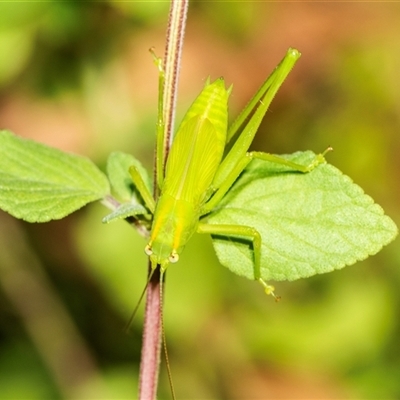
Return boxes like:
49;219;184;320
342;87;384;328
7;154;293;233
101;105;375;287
124;268;156;334
159;269;176;400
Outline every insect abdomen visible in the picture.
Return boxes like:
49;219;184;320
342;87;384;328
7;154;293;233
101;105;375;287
179;78;230;138
162;79;230;206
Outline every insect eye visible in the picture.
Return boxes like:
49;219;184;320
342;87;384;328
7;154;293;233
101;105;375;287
168;252;179;263
144;244;153;256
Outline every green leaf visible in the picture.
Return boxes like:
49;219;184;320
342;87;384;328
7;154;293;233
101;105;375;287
208;151;398;282
0;130;110;222
102;202;148;224
106;151;151;202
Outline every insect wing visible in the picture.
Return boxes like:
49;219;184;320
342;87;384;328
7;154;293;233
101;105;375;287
163;115;225;205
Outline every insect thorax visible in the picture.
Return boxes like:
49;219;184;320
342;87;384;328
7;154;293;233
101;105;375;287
147;193;200;269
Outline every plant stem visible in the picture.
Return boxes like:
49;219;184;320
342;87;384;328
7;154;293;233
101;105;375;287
138;1;188;399
162;0;189;154
138;267;162;400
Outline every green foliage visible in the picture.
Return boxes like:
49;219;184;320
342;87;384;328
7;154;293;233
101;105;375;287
102;151;151;224
106;151;151;202
0;130;109;222
208;151;397;281
102;202;148;225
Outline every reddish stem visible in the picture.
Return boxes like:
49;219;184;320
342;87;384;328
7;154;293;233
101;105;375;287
138;267;162;400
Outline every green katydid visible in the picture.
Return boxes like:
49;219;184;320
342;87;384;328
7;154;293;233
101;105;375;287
129;48;329;296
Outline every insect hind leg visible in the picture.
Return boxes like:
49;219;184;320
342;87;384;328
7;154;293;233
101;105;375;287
197;222;276;296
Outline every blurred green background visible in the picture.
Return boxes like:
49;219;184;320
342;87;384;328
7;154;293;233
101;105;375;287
0;2;399;399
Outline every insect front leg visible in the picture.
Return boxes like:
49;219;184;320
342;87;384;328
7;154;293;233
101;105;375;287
129;166;156;213
150;48;167;189
102;166;154;227
197;223;275;295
